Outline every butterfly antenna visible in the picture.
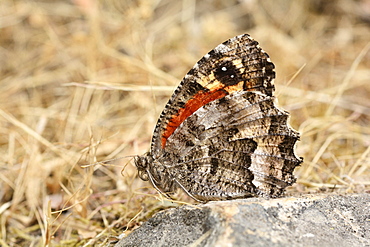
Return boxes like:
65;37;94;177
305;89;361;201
81;155;136;168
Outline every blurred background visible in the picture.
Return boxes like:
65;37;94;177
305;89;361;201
1;0;369;245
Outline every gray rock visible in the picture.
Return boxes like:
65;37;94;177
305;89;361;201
115;194;370;247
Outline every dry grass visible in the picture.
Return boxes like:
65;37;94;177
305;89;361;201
1;0;369;246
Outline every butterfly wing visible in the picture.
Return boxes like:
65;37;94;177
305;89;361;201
150;34;275;156
134;34;302;202
159;91;301;201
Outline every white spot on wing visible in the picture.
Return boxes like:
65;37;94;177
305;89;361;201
214;43;231;53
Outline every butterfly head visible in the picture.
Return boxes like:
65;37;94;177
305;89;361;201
134;153;153;181
135;152;179;198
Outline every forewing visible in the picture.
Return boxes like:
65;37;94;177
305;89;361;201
150;34;275;156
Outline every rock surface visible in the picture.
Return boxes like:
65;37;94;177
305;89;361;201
115;194;370;247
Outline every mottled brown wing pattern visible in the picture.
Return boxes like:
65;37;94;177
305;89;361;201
154;91;300;201
134;34;302;202
150;34;275;155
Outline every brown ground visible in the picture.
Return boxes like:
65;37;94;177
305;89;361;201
1;0;369;246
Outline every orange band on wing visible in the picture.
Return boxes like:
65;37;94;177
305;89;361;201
161;89;228;148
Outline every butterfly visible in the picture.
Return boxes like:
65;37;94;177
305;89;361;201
135;34;302;202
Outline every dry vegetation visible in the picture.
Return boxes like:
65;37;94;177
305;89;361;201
1;0;369;246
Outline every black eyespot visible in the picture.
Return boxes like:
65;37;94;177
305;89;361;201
214;61;240;86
